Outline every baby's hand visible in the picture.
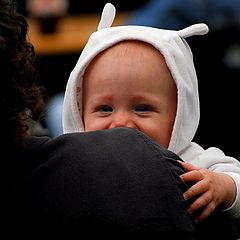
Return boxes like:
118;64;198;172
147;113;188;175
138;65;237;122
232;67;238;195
178;161;236;222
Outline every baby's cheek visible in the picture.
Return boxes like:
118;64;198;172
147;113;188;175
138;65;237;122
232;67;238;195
147;130;170;148
84;118;109;132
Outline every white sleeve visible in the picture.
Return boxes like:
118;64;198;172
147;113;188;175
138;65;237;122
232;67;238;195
221;172;240;220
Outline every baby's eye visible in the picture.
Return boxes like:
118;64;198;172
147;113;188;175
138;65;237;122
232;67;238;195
135;104;151;112
98;105;113;112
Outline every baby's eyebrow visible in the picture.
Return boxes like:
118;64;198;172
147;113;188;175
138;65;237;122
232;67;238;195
131;94;161;102
88;94;113;104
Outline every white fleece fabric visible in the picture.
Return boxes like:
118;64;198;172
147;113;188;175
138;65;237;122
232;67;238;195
62;3;240;220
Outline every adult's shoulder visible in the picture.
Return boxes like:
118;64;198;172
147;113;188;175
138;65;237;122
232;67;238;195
35;127;181;166
6;128;194;238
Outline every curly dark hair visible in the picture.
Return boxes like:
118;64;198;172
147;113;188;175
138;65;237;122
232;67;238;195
0;0;45;147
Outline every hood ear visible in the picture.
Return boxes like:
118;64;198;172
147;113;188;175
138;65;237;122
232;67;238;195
178;23;209;38
97;3;116;30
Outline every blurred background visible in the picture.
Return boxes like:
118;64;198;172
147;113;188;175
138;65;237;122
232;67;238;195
16;0;240;159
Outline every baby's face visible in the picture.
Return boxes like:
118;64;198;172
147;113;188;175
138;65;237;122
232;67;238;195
82;41;177;148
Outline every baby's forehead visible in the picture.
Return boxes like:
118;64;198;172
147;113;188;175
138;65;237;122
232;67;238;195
108;40;159;53
99;40;164;61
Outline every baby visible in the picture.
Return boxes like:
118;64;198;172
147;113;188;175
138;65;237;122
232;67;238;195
62;3;240;223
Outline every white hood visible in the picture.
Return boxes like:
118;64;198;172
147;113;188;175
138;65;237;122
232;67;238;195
62;3;209;155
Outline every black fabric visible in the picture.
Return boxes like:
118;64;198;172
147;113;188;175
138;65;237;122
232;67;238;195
195;211;240;240
2;127;195;238
1;127;239;238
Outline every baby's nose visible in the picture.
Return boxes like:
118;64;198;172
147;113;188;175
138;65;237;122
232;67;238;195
109;112;136;129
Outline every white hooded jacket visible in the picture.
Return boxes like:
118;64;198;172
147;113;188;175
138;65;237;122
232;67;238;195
62;3;240;220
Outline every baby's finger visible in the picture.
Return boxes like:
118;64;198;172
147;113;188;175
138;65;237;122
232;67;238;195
187;191;212;212
181;170;204;183
178;161;201;172
194;202;215;222
183;180;208;200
